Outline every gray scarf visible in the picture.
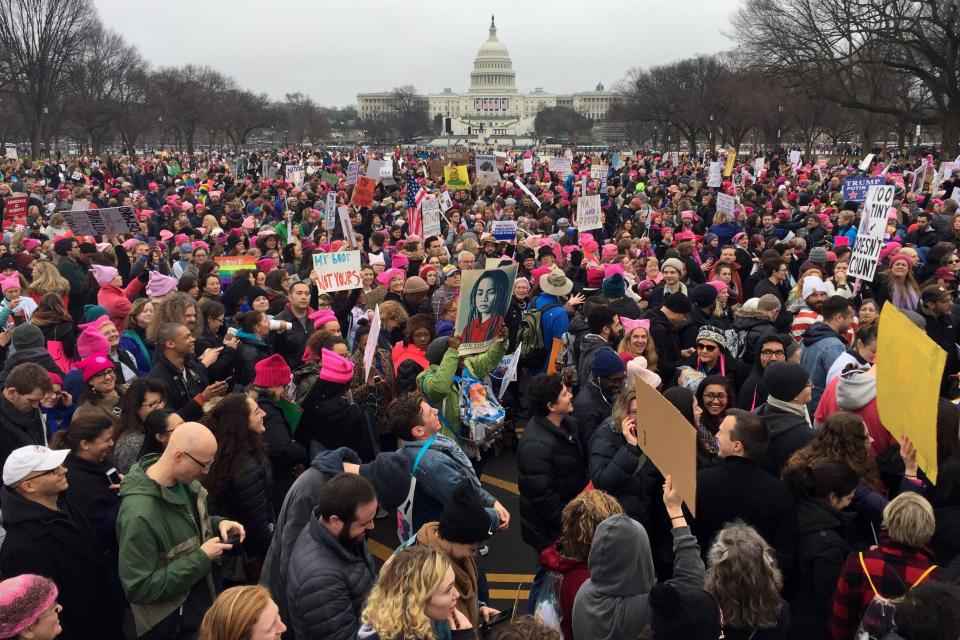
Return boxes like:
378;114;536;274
765;395;812;428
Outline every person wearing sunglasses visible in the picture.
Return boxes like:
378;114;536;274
680;325;748;392
0;445;127;639
116;422;246;640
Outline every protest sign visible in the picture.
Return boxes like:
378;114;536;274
858;153;876;171
474;154;500;187
338;206;356;248
444;165;471;189
877;304;946;482
549;156;571;177
62;205;140;236
363;305;381;381
490;220;518;241
366;159;386;181
439;191;454;212
5;147;16;160
454;263;518;356
788;149;801;166
576;194;602;231
513;179;541;208
496;344;523;401
324;193;338;231
724;148;738;176
350;176;376;208
611;152;622;169
493;151;507;172
941;162;959;181
707;162;722;187
421;196;442;237
590;165;608;180
346;160;359;185
522;157;533;174
952;187;960;203
753;157;764;175
715;193;736;216
428;159;447;178
3;195;28;227
841;176;885;202
633;377;698;516
847;184;895;282
312;250;362;293
668;151;680;166
320;172;339;187
379;161;393;180
215;256;258;284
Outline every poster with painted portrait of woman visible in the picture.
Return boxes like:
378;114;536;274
454;263;518;355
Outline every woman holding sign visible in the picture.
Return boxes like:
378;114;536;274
458;269;511;346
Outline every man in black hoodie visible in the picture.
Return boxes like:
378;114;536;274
0;363;52;468
755;362;815;476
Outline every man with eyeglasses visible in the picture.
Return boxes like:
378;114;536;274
0;445;127;639
117;421;245;640
0;363;53;469
738;334;792;410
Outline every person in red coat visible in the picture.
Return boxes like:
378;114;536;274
538;490;623;640
92;264;144;335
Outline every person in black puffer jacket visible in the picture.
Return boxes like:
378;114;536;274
517;374;587;553
233;309;274;388
589;386;653;526
202;393;274;576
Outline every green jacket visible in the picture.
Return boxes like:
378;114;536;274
416;339;507;443
115;454;223;636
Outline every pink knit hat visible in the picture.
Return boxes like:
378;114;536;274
376;268;404;288
310;309;338;330
254;354;292;387
706;280;728;293
319;348;355;384
78;314;111;333
256;258;277;273
0;275;20;292
0;574;58;638
391;253;410;270
601;244;618;260
90;264;118;286
76;354;113;382
147;271;177;298
77;326;111;358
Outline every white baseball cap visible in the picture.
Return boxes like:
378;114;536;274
3;446;68;487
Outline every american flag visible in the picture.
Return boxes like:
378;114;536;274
405;171;426;237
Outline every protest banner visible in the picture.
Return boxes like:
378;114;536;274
454;263;518;356
320;172;339;187
366;159;386;181
549;156;571;177
379;161;393;180
62;205;141;236
522;157;533;174
513;179;541;208
753;157;764;175
444;165;471;189
363;304;381;381
3;195;28;227
715;193;736;216
474;154;501;187
707;162;722;187
215;256;258;284
324;193;338;231
576;194;602;231
847;184;895;282
877;304;946;482
490;220;518;241
346;160;359;185
841;176;885;203
421;196;442;238
724;148;738;176
633;378;698;516
338;206;356;248
428;159;447;178
5;147;16;160
858;153;876;171
788;149;802;166
439;191;454;212
312;250;363;293
941;161;959;181
350;176;376;208
590;165;608;180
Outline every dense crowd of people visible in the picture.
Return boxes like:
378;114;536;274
0;145;958;640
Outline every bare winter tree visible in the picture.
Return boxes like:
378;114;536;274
0;0;96;157
221;87;275;151
150;65;230;153
283;93;330;147
388;86;430;142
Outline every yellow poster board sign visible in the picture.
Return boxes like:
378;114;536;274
444;165;471;189
876;304;946;482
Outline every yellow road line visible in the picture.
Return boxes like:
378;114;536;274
368;538;394;561
486;573;535;583
489;588;529;601
481;474;519;495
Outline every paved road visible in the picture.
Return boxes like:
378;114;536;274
368;445;538;610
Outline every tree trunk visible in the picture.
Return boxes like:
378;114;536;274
940;110;960;160
686;132;697;153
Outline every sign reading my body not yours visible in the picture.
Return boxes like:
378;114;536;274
312;251;362;293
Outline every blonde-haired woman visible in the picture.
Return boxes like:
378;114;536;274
359;546;476;639
28;260;71;307
617;317;658;372
200;585;286;640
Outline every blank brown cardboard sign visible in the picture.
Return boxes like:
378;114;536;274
633;378;698;517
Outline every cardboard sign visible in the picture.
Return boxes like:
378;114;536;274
428;159;447;179
379;161;393;179
753;157;764;175
858;153;876;171
514;179;541;209
366;159;386;181
324;193;338;232
590;165;608;180
3;195;28;227
788;149;802;166
847;184;895;282
715;192;736;216
421;196;442;237
350;176;376;208
454;263;518;356
474;154;500;187
346;160;359;185
439;191;454;212
707;162;722;188
576;194;602;231
312;250;363;293
522;157;533;174
633;378;698;516
842;176;885;203
549;157;571;177
444;165;471;189
363;304;381;381
5;147;16;160
877;305;947;483
62;205;140;236
724;148;738;176
490;220;518;241
338;206;356;247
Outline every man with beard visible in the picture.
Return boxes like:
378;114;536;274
791;275;828;341
576;305;623;386
286;473;379;640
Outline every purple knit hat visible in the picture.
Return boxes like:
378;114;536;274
0;574;58;637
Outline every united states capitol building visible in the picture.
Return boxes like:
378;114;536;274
356;16;620;140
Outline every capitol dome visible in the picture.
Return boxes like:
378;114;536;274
469;16;517;94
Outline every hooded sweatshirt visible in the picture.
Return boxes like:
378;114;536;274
572;515;704;640
800;322;846;412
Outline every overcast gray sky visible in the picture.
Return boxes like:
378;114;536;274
93;0;733;107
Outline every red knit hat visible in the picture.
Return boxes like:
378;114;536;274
254;354;292;387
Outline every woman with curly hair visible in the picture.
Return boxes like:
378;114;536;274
202;393;274;578
538;490;623;640
704;521;789;638
358;546;475;639
392;313;435;374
